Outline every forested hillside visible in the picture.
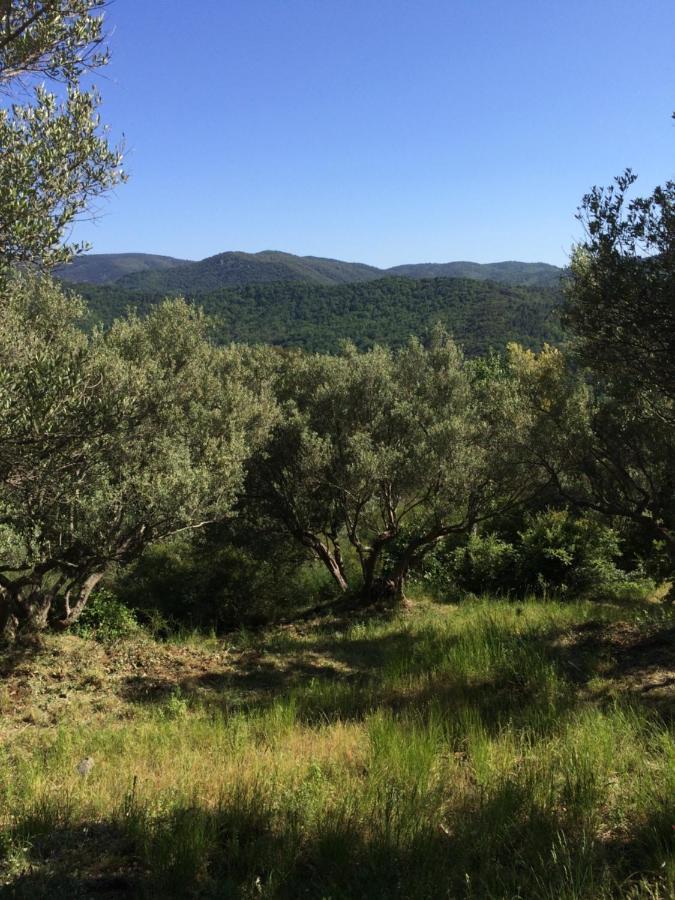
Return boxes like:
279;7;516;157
112;250;386;290
76;275;564;354
55;252;190;284
388;260;564;286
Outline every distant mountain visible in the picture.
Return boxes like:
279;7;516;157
116;250;384;292
76;276;565;357
386;261;564;287
56;250;564;291
55;253;191;284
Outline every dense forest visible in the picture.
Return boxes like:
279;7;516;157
75;275;565;354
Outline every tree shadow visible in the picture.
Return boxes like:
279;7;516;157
4;781;669;900
116;603;674;734
116;631;558;745
544;618;675;716
117;629;407;711
0;635;48;677
1;820;141;899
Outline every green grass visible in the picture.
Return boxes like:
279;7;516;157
0;597;672;898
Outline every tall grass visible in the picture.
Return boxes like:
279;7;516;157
0;598;672;897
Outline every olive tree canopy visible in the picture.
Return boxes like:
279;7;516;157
564;170;675;402
247;332;538;604
0;275;272;639
0;1;124;274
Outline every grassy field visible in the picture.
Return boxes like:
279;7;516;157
0;596;673;898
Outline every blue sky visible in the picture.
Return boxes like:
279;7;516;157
71;0;674;267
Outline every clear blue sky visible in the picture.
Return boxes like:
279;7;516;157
71;0;674;267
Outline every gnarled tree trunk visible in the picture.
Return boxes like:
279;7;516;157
302;533;349;593
50;572;105;630
0;584;52;642
0;570;105;642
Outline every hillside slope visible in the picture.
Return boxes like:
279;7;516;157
116;250;384;292
77;276;564;356
58;251;565;290
55;252;190;284
387;260;564;286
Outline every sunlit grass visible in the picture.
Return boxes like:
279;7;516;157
0;597;672;897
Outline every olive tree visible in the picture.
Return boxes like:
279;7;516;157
508;343;674;569
0;1;124;274
551;169;675;580
0;275;271;639
247;332;538;604
564;170;674;403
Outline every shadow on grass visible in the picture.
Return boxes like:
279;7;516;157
0;635;47;678
1;819;141;899
118;625;415;707
4;780;671;900
116;603;674;735
544;619;675;718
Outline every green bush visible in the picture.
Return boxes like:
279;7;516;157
422;509;652;601
75;589;141;642
517;509;631;598
449;532;518;595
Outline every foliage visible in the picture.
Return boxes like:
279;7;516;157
423;510;653;601
75;275;565;357
508;342;675;579
517;509;628;597
74;587;140;641
554;170;675;588
0;1;107;85
0;83;123;273
246;330;540;603
109;529;335;632
564;170;674;400
0;0;124;274
0;274;271;639
446;531;518;596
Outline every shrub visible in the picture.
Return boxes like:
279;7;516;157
422;509;653;601
449;532;518;595
517;509;628;597
74;589;141;642
109;530;337;634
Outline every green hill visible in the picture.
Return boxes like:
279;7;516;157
55;252;190;284
116;250;384;292
76;276;564;356
387;260;564;287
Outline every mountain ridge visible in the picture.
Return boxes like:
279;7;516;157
56;250;565;290
56;252;191;284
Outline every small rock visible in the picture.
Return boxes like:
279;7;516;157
76;757;94;777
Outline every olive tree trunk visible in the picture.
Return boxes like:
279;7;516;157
0;571;104;642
